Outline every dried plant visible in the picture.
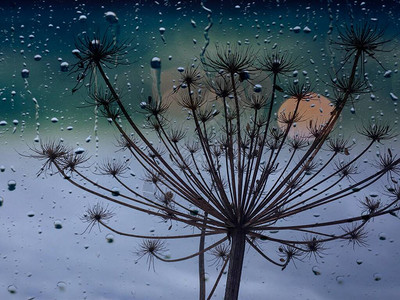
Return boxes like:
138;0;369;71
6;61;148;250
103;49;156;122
29;22;400;300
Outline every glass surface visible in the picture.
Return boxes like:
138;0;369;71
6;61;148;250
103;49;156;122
1;1;399;299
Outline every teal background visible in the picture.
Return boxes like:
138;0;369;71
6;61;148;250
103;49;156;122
1;1;400;299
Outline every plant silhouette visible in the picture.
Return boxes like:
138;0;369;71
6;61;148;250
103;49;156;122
30;22;400;300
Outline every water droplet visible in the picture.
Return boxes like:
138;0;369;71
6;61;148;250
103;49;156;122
60;62;69;72
111;187;120;196
253;84;262;93
312;266;321;275
373;273;382;281
7;285;17;294
293;26;301;33
21;69;30;79
27;211;35;217
57;281;67;291
106;233;114;243
105;11;118;24
356;259;363;265
0;196;3;207
54;220;63;229
336;276;344;284
150;57;161;69
74;147;85;154
378;232;387;240
8;180;16;191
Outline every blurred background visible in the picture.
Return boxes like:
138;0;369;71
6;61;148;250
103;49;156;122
1;1;400;299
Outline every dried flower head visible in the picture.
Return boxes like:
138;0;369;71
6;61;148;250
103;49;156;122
27;140;71;176
135;239;168;271
374;149;400;177
259;50;298;77
210;243;230;267
97;158;129;177
60;152;90;175
184;141;201;154
204;45;256;75
360;196;380;216
342;225;368;248
277;110;303;127
326;136;351;154
330;74;369;100
206;74;235;99
303;236;326;261
334;161;358;180
287;136;309;151
333;22;391;73
358;122;396;143
168;127;187;144
80;203;115;233
142;96;170;118
243;93;268;111
278;245;303;269
178;65;202;90
177;91;207;110
386;184;400;202
285;82;312;100
71;31;129;92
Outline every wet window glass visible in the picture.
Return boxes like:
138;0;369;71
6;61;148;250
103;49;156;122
1;1;399;299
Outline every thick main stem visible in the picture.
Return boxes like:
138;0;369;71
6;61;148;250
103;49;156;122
224;230;246;300
199;213;208;300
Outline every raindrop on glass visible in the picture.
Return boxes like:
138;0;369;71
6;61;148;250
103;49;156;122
111;187;120;196
60;62;69;72
7;285;17;294
54;220;63;229
150;57;161;69
106;233;114;243
21;69;30;79
336;276;344;284
253;84;262;93
373;273;382;281
57;281;67;291
74;147;85;154
312;266;321;275
105;11;118;24
8;180;17;191
378;232;387;240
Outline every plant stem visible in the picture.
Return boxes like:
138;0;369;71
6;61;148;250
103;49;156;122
199;213;208;300
224;229;246;300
